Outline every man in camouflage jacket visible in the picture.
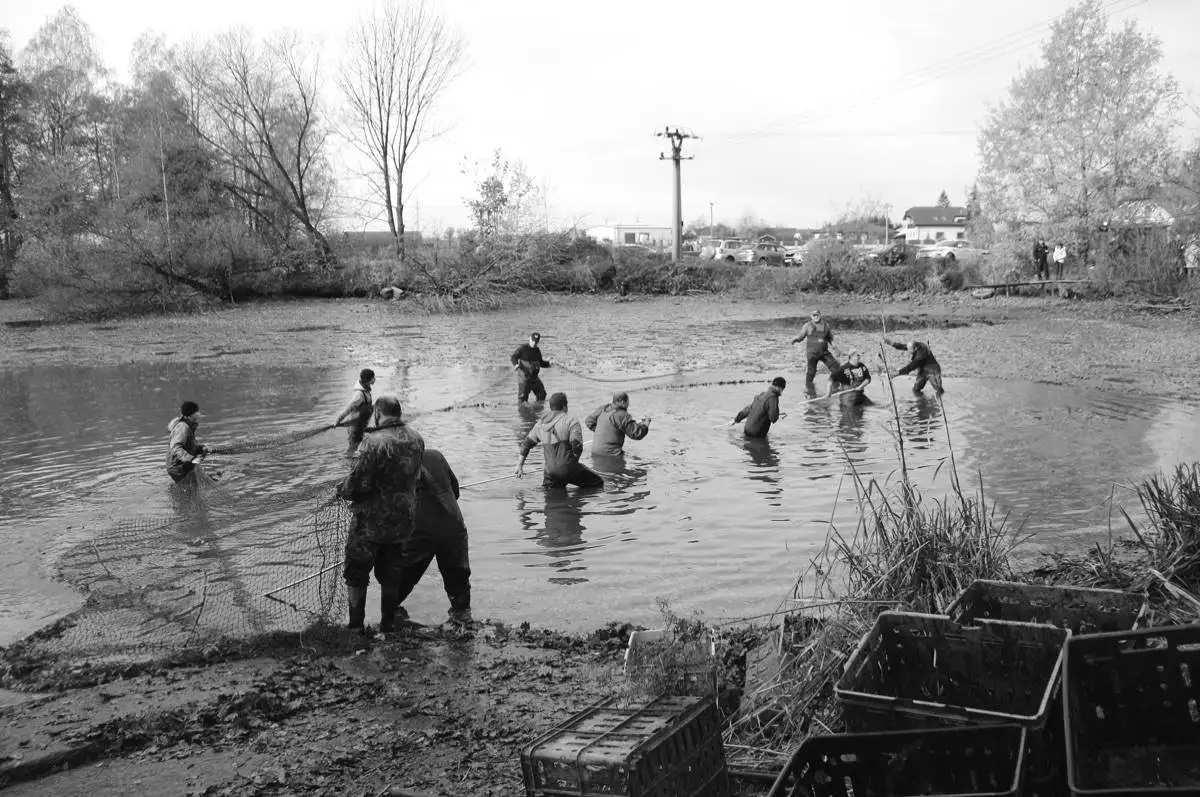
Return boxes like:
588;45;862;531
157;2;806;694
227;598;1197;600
336;396;425;633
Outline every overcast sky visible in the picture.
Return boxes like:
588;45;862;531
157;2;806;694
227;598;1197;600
4;0;1200;232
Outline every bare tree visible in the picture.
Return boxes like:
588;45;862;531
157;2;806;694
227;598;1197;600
180;29;334;259
339;0;465;258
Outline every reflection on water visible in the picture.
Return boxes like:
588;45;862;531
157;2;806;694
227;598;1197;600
2;355;1200;642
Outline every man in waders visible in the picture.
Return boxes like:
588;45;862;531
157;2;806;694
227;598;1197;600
791;310;840;395
511;332;553;403
166;401;207;484
828;350;872;404
334;368;376;451
515;392;604;488
584;391;651;457
336;396;425;634
395;448;473;627
734;377;787;438
885;338;944;395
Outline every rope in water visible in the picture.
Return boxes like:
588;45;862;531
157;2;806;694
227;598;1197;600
554;363;683;384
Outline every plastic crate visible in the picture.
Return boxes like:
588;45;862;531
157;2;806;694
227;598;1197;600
520;694;731;797
836;612;1069;731
1064;623;1200;796
623;629;718;698
835;612;1070;791
947;580;1145;635
767;725;1027;797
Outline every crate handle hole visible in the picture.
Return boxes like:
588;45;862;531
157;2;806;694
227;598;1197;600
1190;698;1199;723
1180;643;1200;653
1183;663;1193;688
1095;705;1106;720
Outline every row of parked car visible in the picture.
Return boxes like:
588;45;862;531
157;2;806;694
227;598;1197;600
693;238;990;267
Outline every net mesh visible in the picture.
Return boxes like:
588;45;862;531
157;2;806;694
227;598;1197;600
14;464;354;669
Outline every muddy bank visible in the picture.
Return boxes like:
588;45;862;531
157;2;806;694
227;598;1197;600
0;622;665;797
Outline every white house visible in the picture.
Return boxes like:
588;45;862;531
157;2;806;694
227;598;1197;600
586;224;674;249
900;206;969;243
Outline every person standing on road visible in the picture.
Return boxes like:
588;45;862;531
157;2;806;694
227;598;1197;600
516;392;604;488
395;447;473;628
511;332;553;403
334;368;376;452
1053;243;1067;280
336;396;425;634
734;377;787;438
791;310;840;395
166;401;207;484
584;391;651;457
884;338;944;395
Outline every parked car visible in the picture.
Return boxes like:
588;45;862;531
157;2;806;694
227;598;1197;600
920;240;990;265
712;238;747;262
734;242;786;266
783;246;804;266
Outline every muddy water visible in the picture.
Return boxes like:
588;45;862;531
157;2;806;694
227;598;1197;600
2;317;1199;644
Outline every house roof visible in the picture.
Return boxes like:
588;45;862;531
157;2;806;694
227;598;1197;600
903;206;968;226
1108;200;1174;228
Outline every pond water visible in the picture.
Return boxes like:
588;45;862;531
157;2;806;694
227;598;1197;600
2;315;1199;646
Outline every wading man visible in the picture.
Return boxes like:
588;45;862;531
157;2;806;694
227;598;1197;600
828;350;872;405
395;448;472;627
334;368;376;451
885;338;944;395
511;332;553;403
734;377;787;438
584;391;651;457
336;396;425;634
166;401;208;484
791;309;840;395
516;392;604;488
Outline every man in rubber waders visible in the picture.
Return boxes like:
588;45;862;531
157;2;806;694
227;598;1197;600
885;338;944;395
828;350;872;405
584;391;651;457
511;332;553;403
336;396;425;635
734;377;787;438
515;392;604;488
791;309;840;396
334;368;376;452
166;401;207;484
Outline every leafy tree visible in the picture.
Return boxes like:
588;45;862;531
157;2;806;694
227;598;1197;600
978;0;1181;248
0;32;30;298
936;190;950;208
339;0;465;259
462;150;541;237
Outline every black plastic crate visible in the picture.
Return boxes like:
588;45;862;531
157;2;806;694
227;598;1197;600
767;725;1027;797
836;612;1069;730
947;580;1145;635
1064;623;1200;796
521;694;730;797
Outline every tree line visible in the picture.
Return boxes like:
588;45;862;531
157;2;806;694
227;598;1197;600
0;1;464;307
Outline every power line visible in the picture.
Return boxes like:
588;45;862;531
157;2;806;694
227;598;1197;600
717;0;1151;145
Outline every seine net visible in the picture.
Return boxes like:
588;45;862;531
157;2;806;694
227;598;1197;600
22;466;353;667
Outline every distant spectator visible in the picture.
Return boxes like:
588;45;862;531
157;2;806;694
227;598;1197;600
1053;243;1067;280
1033;239;1049;281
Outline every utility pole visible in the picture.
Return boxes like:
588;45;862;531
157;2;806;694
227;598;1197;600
709;202;714;241
656;127;697;263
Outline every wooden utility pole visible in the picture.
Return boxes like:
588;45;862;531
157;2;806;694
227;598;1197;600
657;127;697;263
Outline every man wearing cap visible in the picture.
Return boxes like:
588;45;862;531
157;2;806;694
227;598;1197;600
584;392;651;457
791;309;840;395
510;332;553;403
734;377;787;438
515;392;604;488
828;350;872;405
336;395;425;634
334;368;376;451
166;401;208;483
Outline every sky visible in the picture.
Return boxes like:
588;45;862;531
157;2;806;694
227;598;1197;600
4;0;1200;233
